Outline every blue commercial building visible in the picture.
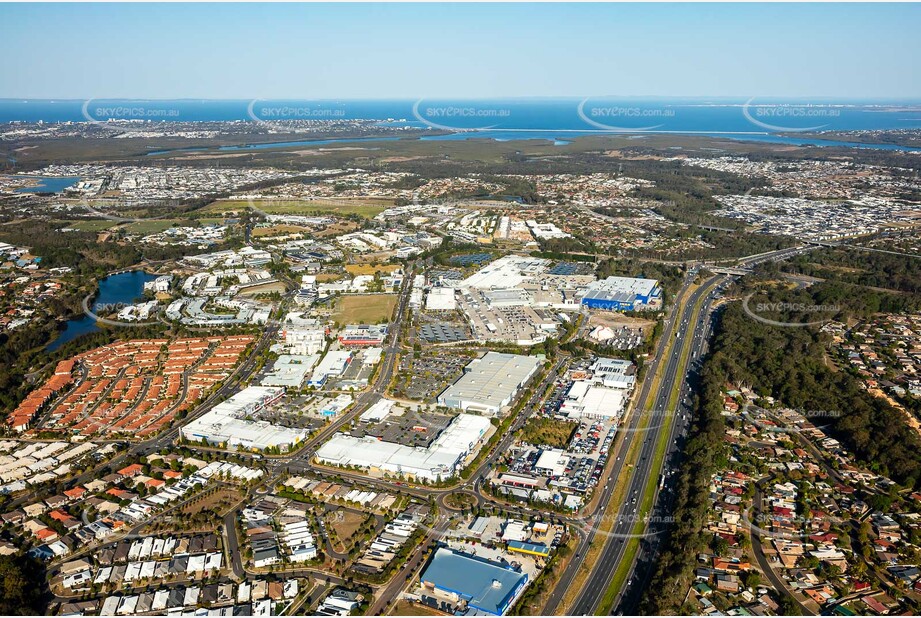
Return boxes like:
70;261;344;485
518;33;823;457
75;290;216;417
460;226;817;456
420;547;528;616
580;276;661;311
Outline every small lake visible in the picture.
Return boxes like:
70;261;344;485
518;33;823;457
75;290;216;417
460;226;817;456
48;270;158;352
13;176;81;194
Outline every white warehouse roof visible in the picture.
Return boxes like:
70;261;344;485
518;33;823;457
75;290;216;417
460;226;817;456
438;352;541;415
426;287;457;311
315;413;490;481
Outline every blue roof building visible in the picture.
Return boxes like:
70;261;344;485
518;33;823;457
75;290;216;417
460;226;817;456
420;547;528;616
580;276;661;311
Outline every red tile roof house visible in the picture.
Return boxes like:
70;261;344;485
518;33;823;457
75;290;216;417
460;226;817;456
713;558;751;572
117;463;144;478
809;532;839;544
48;509;71;522
48;511;81;530
47;514;80;531
34;527;58;542
874;538;895;551
63;487;86;501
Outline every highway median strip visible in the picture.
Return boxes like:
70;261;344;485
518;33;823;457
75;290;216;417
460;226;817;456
595;277;719;615
555;285;696;614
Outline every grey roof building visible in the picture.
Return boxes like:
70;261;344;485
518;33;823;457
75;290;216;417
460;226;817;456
437;352;541;416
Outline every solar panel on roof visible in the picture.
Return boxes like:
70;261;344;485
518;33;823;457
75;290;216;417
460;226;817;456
449;253;493;266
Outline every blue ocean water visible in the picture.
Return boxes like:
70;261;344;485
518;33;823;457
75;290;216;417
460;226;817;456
3;98;921;151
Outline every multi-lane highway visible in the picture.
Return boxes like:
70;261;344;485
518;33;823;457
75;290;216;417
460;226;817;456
613;278;721;614
553;244;814;616
542;272;697;615
570;274;721;615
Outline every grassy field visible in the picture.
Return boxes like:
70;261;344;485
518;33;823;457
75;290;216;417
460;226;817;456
326;509;367;553
345;264;400;276
520;417;577;449
328;509;366;539
207;198;393;219
180;487;243;517
252;224;313;237
237;281;287;296
62;218;179;234
314;220;360;238
123;219;180;234
332;294;397;324
63;219;117;232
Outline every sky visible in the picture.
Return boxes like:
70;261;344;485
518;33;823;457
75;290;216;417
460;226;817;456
1;2;919;100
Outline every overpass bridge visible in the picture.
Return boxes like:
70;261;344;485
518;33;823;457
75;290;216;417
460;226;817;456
710;266;752;275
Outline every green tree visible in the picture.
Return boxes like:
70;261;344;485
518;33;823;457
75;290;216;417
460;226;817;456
0;555;48;615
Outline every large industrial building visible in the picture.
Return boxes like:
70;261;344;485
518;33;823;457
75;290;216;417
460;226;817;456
437;352;542;416
338;324;387;346
425;287;457;311
459;255;549;290
180;387;307;451
420;547;529;616
559;383;627;420
260;354;320;389
589;358;636;390
579;276;661;311
557;358;636;421
314;413;490;481
308;351;353;387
